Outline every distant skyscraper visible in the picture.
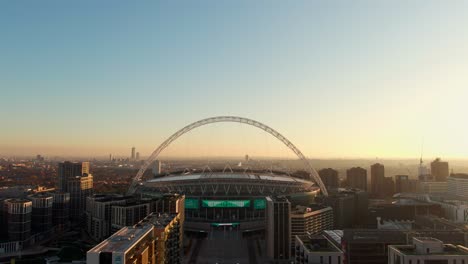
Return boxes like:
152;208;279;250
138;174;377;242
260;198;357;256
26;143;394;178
318;168;339;190
431;158;449;182
136;152;140;161
395;175;410;193
152;160;161;176
266;196;291;261
346;167;367;191
131;147;136;160
370;163;385;195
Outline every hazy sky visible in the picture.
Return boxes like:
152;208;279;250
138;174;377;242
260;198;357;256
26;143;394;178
1;1;468;159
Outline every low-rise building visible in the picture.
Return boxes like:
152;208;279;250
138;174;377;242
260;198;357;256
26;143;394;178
295;231;343;264
388;237;468;264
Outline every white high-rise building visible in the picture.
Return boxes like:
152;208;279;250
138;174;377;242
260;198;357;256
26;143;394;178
388;237;468;264
448;174;468;199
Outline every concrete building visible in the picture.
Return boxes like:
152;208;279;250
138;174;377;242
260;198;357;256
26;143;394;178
131;147;136;160
266;196;291;261
321;189;368;228
295;231;343;264
388;237;468;264
139;213;183;264
4;198;32;242
418;181;447;194
395;175;410;193
152;160;161;176
342;229;468;264
448;173;468;199
431;158;449;182
85;194;130;241
291;205;334;249
111;201;151;233
50;191;70;231
58;161;89;192
318;168;340;191
371;163;385;195
58;161;93;222
87;224;155;264
68;174;93;222
29;193;53;233
346;167;367;191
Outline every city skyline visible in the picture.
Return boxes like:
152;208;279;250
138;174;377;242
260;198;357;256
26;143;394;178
2;1;468;159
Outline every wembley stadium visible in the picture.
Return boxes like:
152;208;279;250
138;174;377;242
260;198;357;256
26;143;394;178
129;116;328;234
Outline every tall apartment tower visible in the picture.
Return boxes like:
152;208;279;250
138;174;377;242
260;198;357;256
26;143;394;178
29;193;53;233
318;168;339;190
346;167;367;191
58;161;89;191
266;196;291;261
50;191;70;231
370;163;385;195
431;158;449;182
152;160;161;176
58;161;93;222
5;199;32;242
131;147;136;160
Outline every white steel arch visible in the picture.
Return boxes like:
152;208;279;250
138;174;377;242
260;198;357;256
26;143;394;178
127;116;329;196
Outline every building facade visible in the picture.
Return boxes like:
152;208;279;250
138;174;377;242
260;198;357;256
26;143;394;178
371;163;385;195
291;205;334;249
346;167;367;191
266;196;291;261
448;174;468;199
318;168;340;191
388;237;468;264
295;232;343;264
431;158;449;182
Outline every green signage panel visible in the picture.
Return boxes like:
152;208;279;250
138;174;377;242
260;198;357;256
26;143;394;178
185;198;199;209
202;200;251;208
254;199;266;209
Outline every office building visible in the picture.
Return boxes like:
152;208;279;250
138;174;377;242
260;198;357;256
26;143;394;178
448;173;468;199
318;168;340;190
50;191;70;231
291;205;334;249
266;196;291;261
29;193;53;233
140;213;183;264
431;158;449;182
131;147;136;160
368;198;442;224
346;167;367;191
4;198;32;242
371;163;385;195
85;194;130;241
87;224;155;264
388;237;468;264
295;231;343;264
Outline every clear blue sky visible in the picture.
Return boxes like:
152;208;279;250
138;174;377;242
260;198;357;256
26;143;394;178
1;1;468;159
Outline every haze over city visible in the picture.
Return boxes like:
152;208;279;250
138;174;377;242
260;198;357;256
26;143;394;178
2;1;468;159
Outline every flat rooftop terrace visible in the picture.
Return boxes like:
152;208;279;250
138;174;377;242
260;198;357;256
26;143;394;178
88;224;153;254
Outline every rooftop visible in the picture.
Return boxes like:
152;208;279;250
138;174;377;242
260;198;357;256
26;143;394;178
140;212;178;229
297;233;343;253
88;224;153;254
146;172;311;184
